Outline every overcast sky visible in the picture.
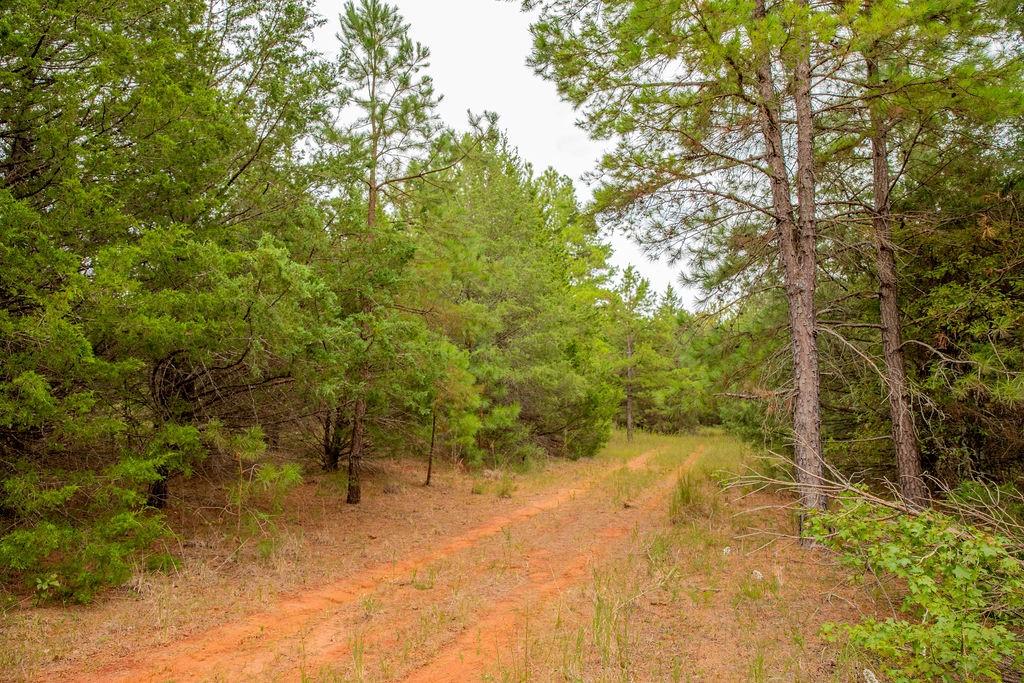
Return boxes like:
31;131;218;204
311;0;693;306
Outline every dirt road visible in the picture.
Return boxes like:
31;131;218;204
19;433;873;683
50;442;691;682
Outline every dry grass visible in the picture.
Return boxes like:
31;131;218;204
0;431;882;682
483;431;878;683
0;447;614;681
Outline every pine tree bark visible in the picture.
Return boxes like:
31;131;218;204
323;407;344;472
625;330;635;442
347;381;367;505
753;0;826;513
790;13;827;512
346;152;378;504
425;408;436;486
866;55;928;505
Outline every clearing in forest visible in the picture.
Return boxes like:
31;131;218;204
1;432;875;682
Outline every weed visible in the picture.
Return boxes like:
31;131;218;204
687;587;714;606
749;647;767;682
500;526;523;569
33;573;60;602
733;574;779;606
645;532;671;568
589;567;638;677
671;657;684;682
607;466;658;505
495;476;516;499
809;494;1024;681
411;567;436;590
592;585;615;666
668;471;704;522
790;628;806;650
558;627;586;682
360;594;381;618
349;632;364;681
145;552;181;573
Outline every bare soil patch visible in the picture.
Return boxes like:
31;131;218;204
0;433;879;682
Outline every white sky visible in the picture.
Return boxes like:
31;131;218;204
311;0;693;307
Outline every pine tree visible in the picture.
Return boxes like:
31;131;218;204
325;0;446;503
525;0;829;513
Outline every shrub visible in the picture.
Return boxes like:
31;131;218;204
231;462;303;547
669;472;699;521
669;471;712;521
495;476;516;499
808;494;1024;682
0;422;202;602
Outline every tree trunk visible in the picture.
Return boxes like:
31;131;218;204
323;407;344;472
866;55;928;505
425;408;436;486
790;12;827;513
346;176;378;504
347;391;366;505
146;466;170;509
625;331;635;442
753;0;826;514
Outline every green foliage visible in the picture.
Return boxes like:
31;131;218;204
809;496;1024;682
0;509;167;603
526;0;1024;495
231;460;303;556
403;136;618;466
0;422;200;601
0;0;627;601
145;552;182;574
495;476;516;499
605;274;722;436
1;0;334;597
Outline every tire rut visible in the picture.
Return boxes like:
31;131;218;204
398;445;705;683
57;449;662;683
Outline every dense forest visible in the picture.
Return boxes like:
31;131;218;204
3;0;1024;679
0;0;691;600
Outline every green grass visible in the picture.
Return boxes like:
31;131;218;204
595;430;668;466
668;471;705;521
733;573;780;606
495;476;516;499
360;594;381;618
472;430;870;683
605;465;660;504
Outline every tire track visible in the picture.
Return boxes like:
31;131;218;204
57;449;661;683
399;445;705;683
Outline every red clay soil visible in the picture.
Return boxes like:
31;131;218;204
400;446;704;683
23;438;873;683
53;448;663;683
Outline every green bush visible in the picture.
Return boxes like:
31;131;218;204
230;462;303;553
0;423;203;602
0;508;168;604
809;494;1024;682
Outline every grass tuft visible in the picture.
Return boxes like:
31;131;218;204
495;476;516;499
669;471;705;522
